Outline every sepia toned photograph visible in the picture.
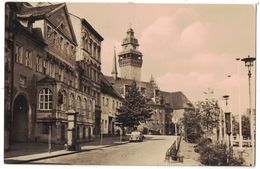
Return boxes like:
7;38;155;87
3;0;257;166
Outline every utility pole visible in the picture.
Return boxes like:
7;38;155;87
100;120;103;145
236;58;243;159
241;55;256;166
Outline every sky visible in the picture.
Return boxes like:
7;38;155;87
66;3;257;115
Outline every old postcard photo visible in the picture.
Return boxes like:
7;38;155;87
3;0;257;166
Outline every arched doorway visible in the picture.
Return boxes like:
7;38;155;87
12;94;28;142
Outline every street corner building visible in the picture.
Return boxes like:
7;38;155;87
4;2;103;149
4;1;193;154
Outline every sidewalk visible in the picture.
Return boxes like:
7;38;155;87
177;140;202;166
4;136;128;164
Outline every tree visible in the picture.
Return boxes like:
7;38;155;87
116;81;152;131
242;115;250;139
232;116;239;135
231;115;250;139
182;109;204;143
196;99;220;136
198;142;243;166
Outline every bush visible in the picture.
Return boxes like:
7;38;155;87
194;137;212;153
197;142;244;166
187;132;202;143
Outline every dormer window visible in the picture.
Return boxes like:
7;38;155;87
53;31;58;45
59;36;64;50
28;22;33;32
66;42;70;55
71;46;75;56
47;25;52;39
60;23;64;30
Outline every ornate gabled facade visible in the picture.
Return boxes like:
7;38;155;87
4;2;104;149
70;13;104;135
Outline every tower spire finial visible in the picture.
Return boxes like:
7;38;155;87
111;46;118;80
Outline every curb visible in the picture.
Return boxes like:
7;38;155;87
4;141;129;164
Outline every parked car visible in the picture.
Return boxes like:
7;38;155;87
129;131;144;142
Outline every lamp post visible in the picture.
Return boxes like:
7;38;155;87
236;58;243;159
172;116;177;136
48;115;53;153
223;95;232;164
226;75;233;147
241;55;255;165
100;119;103;145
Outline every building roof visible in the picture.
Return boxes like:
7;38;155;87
17;3;64;20
118;48;142;56
101;74;124;101
16;3;77;46
105;75;193;110
81;18;104;41
161;91;194;110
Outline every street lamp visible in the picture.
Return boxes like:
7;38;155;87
172;116;178;136
222;95;233;164
222;95;230;145
48;114;54;153
236;58;243;159
223;95;229;106
241;55;256;165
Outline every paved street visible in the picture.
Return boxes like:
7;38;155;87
29;135;180;165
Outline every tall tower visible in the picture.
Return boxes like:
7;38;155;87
111;47;118;80
118;27;143;81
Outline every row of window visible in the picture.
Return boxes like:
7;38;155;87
80;57;101;83
47;24;75;57
39;88;95;117
101;119;108;130
119;85;146;96
15;43;81;90
15;43;100;97
102;96;122;110
82;29;101;61
41;123;92;141
15;44;33;68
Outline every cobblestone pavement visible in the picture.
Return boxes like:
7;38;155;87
4;136;128;164
28;135;178;165
5;135;204;166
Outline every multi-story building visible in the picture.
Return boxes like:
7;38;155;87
70;13;103;135
105;27;194;135
101;73;124;135
4;2;103;149
5;2;21;150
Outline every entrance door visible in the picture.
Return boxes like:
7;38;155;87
12;94;28;142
